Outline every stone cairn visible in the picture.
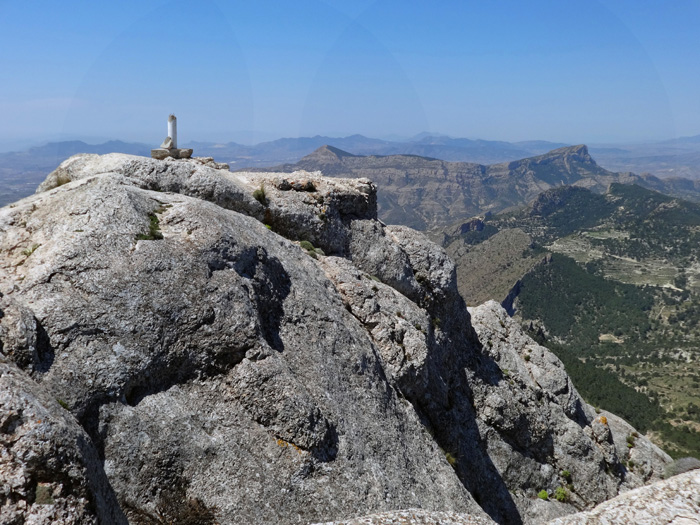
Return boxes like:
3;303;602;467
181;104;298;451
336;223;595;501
151;114;193;160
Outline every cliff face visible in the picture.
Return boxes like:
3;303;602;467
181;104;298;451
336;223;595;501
0;154;670;524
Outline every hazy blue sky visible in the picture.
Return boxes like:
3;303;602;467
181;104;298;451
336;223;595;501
1;0;699;147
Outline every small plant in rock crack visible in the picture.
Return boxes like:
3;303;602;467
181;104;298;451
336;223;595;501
554;486;569;503
253;184;267;205
299;240;324;258
444;451;458;467
537;490;549;500
22;243;40;257
136;213;163;241
34;483;55;505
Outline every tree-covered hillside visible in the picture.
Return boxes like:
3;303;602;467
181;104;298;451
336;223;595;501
445;183;700;458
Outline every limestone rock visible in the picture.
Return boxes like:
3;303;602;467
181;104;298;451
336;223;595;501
4;161;486;524
548;470;700;524
160;136;174;149
150;147;193;160
467;301;670;518
0;153;676;524
235;170;378;255
0;358;125;524
313;508;496;524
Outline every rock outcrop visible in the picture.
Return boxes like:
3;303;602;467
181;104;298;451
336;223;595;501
0;153;675;524
549;470;700;524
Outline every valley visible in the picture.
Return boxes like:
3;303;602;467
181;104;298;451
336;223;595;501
441;184;700;458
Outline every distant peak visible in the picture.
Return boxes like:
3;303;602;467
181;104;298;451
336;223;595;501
547;144;591;159
306;145;357;160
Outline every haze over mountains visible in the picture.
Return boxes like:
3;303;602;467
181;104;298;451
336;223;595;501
2;132;700;207
255;144;700;230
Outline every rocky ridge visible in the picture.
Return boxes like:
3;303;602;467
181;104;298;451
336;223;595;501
253;145;700;230
0;153;677;524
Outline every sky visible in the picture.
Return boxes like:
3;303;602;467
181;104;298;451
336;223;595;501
0;0;699;148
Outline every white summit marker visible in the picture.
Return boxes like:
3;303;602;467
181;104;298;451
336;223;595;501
151;114;193;159
168;114;177;149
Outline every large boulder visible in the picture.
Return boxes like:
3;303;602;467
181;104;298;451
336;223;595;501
0;154;674;524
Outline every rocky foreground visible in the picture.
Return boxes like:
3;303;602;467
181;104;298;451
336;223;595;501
0;153;689;524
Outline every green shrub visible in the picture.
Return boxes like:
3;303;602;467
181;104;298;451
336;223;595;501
554;486;569;502
561;469;572;482
537;490;549;500
299;240;314;251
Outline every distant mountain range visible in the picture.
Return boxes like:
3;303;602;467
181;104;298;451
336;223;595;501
589;135;700;179
2;132;700;207
252;144;700;230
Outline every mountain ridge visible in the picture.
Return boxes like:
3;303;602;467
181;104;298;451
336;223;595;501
252;144;700;230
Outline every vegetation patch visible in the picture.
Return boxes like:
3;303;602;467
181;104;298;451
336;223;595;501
554;486;569;503
21;243;40;257
136;212;164;241
299;240;324;258
253;184;267;205
34;483;54;505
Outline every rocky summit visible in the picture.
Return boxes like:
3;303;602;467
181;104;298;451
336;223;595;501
0;153;685;524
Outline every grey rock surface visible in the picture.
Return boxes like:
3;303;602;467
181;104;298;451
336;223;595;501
313;508;496;524
0;154;676;524
548;470;700;524
467;302;671;519
0;357;125;524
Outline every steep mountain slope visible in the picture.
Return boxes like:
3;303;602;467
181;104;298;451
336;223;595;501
440;184;700;458
253;145;700;230
0;154;670;524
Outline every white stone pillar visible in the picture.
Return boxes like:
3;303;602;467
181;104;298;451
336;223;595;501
168;114;177;149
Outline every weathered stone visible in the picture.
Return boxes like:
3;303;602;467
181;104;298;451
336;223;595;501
313;508;496;525
150;147;193;160
0;358;126;524
0;154;676;524
548;470;700;524
467;301;670;518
